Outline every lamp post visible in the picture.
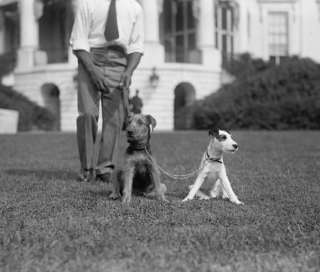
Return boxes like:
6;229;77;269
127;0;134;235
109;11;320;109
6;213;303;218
149;67;160;88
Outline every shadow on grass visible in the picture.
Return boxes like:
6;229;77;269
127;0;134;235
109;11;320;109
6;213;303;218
5;169;76;181
83;188;112;198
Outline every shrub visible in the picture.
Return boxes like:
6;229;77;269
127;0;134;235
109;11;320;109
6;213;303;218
223;52;273;79
192;56;320;130
0;52;16;77
0;85;55;131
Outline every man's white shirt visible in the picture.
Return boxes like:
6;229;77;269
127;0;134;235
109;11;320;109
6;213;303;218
70;0;144;54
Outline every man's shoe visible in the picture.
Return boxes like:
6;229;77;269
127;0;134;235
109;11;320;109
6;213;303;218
96;172;112;183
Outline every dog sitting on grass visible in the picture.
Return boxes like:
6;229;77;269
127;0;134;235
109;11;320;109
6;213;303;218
113;114;167;204
182;128;244;205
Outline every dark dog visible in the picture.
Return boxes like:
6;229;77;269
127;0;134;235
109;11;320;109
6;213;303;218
113;114;167;204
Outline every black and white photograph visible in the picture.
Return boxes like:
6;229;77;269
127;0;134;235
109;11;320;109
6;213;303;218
0;0;319;271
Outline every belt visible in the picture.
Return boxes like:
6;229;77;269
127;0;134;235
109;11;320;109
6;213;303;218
106;45;126;56
91;45;126;56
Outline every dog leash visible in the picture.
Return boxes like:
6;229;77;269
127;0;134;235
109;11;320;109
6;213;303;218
144;148;207;180
122;89;220;180
121;86;131;128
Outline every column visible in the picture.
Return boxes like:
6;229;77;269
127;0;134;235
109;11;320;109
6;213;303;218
17;0;38;70
140;0;165;67
142;0;160;43
0;10;5;54
198;0;221;69
237;3;248;54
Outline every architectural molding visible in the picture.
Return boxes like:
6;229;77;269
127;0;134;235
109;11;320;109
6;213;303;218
157;0;163;14
316;0;320;21
258;0;298;22
257;0;298;3
33;0;44;20
292;2;296;21
259;3;263;22
0;10;4;31
215;0;240;29
192;0;200;20
0;0;18;7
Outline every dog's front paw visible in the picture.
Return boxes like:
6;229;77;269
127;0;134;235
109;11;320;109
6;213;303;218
182;196;192;202
109;192;121;200
232;199;244;205
161;195;169;202
198;195;210;200
210;192;219;199
122;194;132;204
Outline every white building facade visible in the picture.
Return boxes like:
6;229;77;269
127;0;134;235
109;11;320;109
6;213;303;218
0;0;319;131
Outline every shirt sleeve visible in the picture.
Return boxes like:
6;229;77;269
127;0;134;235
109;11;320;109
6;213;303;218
70;0;91;52
127;4;144;55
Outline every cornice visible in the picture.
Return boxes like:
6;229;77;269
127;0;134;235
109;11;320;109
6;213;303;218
257;0;298;3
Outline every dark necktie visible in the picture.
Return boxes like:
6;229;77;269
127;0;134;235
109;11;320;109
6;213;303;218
104;0;119;41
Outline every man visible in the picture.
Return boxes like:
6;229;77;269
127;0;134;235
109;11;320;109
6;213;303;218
130;89;143;114
70;0;144;182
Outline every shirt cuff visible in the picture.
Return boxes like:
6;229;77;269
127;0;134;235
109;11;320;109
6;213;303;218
70;39;90;53
127;44;144;55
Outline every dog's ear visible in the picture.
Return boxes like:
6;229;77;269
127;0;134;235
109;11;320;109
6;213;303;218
145;115;157;131
209;127;219;137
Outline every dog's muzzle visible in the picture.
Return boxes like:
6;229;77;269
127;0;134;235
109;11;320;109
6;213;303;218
230;144;239;152
127;130;134;138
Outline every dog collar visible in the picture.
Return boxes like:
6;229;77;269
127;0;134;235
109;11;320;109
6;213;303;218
205;151;223;164
127;139;152;154
128;142;149;151
127;127;152;152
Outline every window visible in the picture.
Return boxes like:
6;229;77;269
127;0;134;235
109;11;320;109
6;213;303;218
215;1;236;65
268;12;289;65
162;0;200;63
39;0;74;63
1;3;20;54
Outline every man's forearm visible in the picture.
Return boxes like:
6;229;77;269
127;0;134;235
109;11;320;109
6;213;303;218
74;50;142;75
74;50;142;90
73;49;110;91
125;52;143;74
73;50;97;76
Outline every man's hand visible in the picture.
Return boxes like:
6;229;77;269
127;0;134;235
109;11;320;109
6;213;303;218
73;50;109;92
119;52;142;89
119;70;132;89
89;67;109;92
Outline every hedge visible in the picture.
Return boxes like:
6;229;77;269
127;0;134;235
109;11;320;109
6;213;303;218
0;85;55;131
0;52;16;77
192;56;320;130
222;53;273;79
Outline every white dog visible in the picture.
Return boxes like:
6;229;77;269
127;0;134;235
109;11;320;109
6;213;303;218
182;128;243;205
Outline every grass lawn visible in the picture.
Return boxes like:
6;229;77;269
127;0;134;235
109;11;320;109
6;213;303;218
0;131;319;272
